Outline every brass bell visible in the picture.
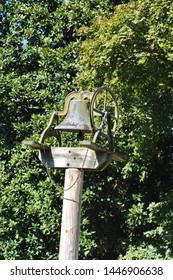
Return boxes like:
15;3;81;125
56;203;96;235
55;99;93;133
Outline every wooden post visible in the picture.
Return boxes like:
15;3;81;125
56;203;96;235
59;168;84;260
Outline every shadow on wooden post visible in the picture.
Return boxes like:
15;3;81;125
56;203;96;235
59;169;84;260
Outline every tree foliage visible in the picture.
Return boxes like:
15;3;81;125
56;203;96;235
78;0;173;259
0;0;116;259
0;0;173;260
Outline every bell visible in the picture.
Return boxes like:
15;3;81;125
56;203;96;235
55;100;93;133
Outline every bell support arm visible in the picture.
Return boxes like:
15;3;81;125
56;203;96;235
39;111;60;145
